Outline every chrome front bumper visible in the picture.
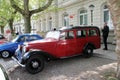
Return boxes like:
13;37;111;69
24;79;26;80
12;56;25;67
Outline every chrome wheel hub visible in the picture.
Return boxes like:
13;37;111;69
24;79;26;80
88;49;91;53
32;61;39;68
2;51;9;58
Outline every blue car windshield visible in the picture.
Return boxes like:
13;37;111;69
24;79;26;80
11;36;19;43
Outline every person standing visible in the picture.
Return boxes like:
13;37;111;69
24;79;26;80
6;30;12;42
102;22;109;50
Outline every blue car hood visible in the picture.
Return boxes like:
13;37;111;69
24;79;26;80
0;42;16;50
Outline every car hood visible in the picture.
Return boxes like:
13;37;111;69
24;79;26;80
27;38;58;45
0;42;15;49
24;38;58;52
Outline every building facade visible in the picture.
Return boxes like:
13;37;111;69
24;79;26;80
35;0;115;43
12;0;115;43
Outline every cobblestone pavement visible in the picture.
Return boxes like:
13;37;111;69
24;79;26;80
8;56;116;80
0;44;117;80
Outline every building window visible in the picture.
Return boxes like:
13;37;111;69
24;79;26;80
103;5;114;29
79;10;88;25
43;19;46;32
49;17;52;30
63;13;69;26
39;20;42;31
103;5;109;23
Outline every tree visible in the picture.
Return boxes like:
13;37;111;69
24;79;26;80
0;0;18;35
0;18;7;34
10;0;54;33
107;0;120;78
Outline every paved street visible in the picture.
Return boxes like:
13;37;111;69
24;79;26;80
0;44;117;80
94;44;117;60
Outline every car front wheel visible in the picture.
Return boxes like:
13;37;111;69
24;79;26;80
1;51;10;58
25;55;45;74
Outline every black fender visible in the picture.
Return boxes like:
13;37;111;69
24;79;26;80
83;42;96;50
21;49;56;64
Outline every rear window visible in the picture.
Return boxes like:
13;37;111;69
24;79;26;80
88;29;97;36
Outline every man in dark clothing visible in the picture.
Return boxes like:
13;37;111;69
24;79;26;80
102;22;109;50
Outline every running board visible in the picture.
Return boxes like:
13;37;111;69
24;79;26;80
12;57;25;67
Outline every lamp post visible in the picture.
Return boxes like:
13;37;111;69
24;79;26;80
89;4;95;25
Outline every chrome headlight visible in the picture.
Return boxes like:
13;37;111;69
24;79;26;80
22;43;28;53
22;46;27;53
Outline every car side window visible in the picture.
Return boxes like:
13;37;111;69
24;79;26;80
29;36;38;41
18;36;29;42
88;29;97;36
60;31;74;40
65;31;74;39
60;32;66;40
77;30;86;38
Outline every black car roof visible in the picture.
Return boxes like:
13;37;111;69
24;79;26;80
59;26;100;31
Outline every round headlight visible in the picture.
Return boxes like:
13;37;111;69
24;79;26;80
23;46;26;53
22;43;29;53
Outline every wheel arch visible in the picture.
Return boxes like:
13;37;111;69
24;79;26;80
82;42;94;58
83;42;96;50
22;50;56;64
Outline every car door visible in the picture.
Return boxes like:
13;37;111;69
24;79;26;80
87;28;101;48
56;32;67;58
56;30;77;58
65;30;77;57
76;29;87;54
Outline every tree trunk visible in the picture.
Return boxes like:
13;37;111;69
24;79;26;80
107;0;120;78
8;18;14;35
23;15;31;33
1;26;4;34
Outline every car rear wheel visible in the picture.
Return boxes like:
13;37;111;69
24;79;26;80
25;55;45;74
83;46;93;58
1;51;10;58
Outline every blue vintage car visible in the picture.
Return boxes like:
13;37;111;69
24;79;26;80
0;34;43;58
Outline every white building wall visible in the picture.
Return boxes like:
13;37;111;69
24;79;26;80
57;0;108;29
14;0;114;33
35;0;114;32
12;0;114;43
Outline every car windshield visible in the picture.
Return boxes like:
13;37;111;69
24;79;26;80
45;31;60;39
11;36;19;42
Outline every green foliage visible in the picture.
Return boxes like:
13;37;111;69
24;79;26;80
14;0;24;9
0;0;21;26
29;0;47;9
0;0;14;20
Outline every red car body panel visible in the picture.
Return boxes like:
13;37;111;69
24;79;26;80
0;39;7;44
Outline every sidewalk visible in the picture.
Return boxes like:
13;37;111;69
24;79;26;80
94;44;117;60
